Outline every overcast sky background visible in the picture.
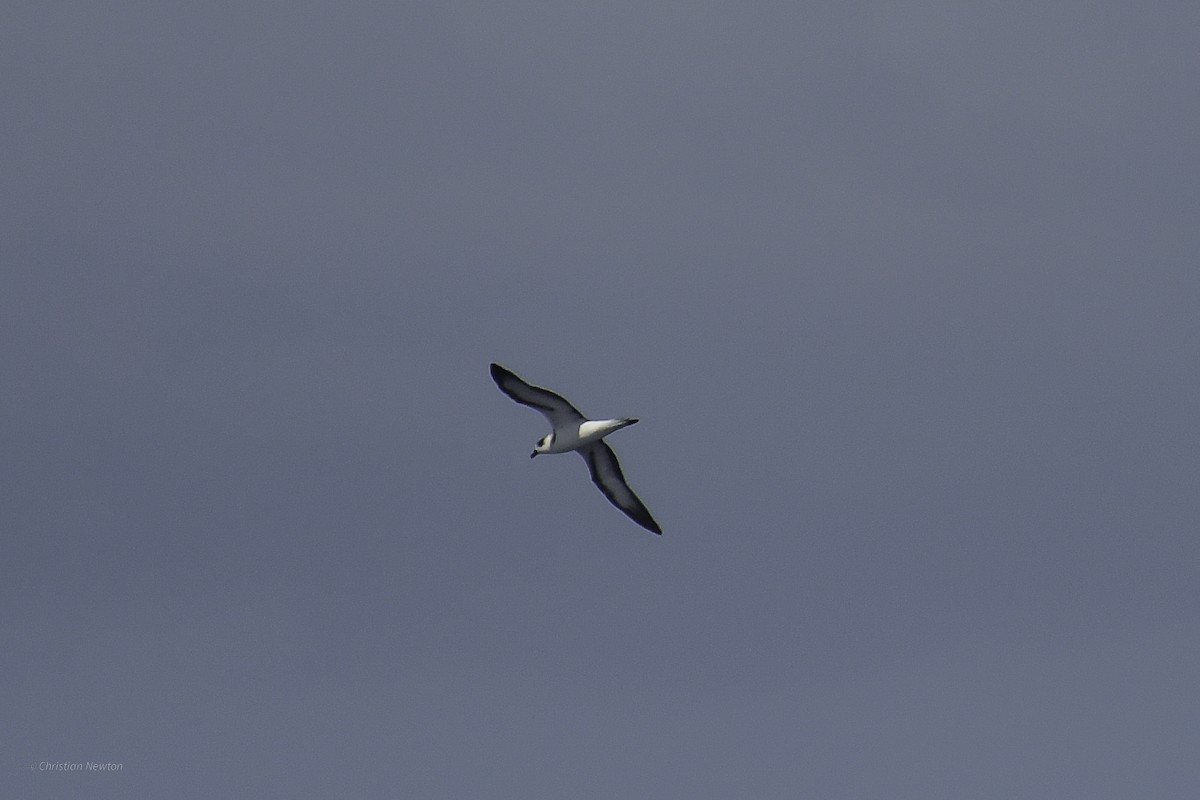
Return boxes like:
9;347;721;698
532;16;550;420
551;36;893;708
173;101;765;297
4;2;1199;797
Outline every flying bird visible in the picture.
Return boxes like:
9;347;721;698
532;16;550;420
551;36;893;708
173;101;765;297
489;363;662;535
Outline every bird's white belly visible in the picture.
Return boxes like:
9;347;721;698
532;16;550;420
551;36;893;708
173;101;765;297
547;419;627;453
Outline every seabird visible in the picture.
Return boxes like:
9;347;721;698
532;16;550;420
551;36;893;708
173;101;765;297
489;363;662;535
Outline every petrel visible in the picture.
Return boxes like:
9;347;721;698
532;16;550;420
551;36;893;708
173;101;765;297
489;363;662;535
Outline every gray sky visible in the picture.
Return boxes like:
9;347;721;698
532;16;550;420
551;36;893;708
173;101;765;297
5;2;1199;797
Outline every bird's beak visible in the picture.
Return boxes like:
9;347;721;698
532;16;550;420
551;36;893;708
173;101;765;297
530;451;538;459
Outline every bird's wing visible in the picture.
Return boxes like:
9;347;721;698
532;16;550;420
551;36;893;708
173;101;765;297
490;363;585;427
580;441;662;535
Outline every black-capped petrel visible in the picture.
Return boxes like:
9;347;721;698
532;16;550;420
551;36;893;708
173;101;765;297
489;363;662;535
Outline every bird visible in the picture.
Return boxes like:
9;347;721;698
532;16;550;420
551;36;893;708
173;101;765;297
489;362;662;535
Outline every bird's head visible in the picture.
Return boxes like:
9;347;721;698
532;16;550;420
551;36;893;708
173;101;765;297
531;433;553;458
